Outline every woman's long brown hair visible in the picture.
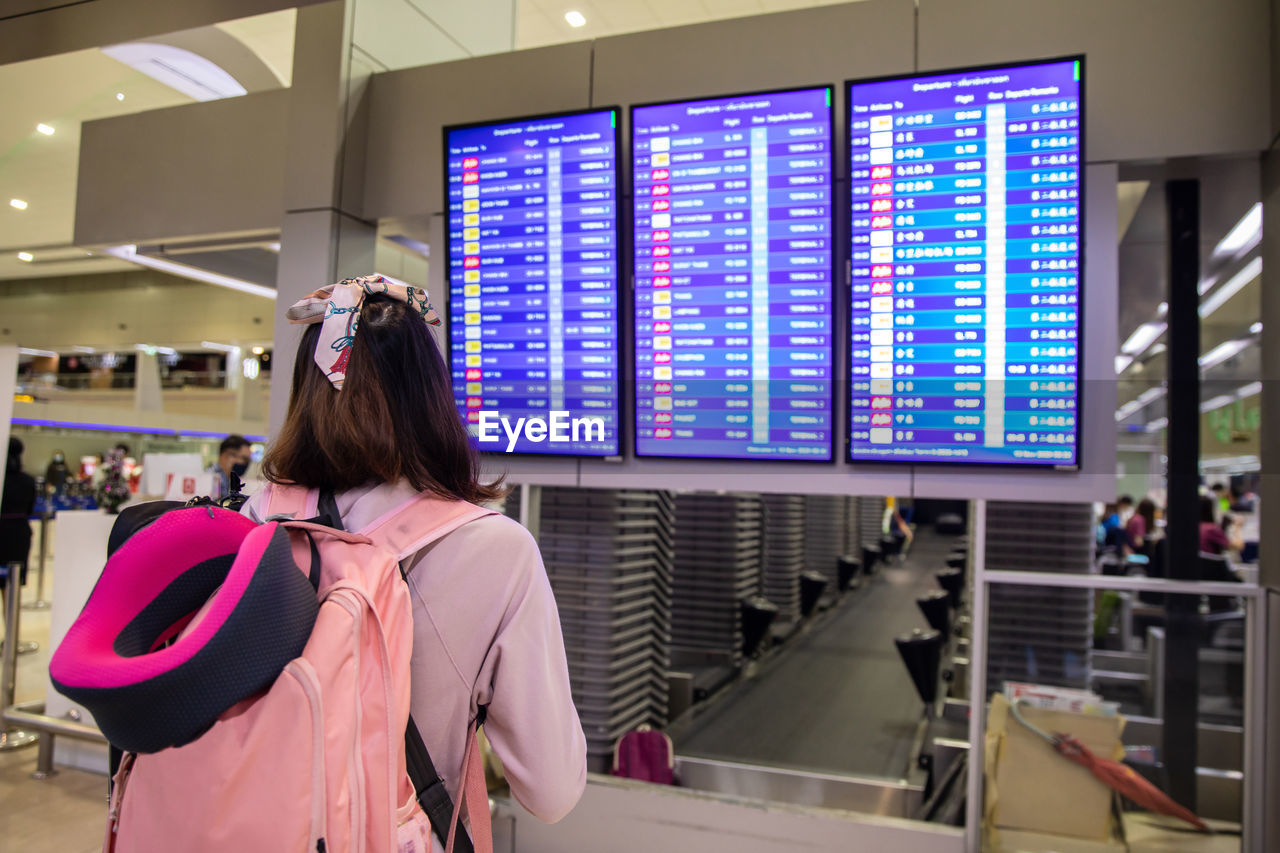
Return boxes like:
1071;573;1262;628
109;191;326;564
262;295;505;503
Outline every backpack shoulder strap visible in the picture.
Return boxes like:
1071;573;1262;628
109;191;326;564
262;483;318;520
367;492;495;853
358;492;496;561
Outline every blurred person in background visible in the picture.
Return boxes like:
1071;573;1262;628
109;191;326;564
1124;498;1157;558
208;434;251;500
1104;495;1133;548
44;448;71;494
1200;495;1243;556
1210;482;1230;517
1;437;36;607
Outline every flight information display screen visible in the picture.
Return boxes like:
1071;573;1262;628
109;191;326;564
632;87;835;460
847;58;1082;466
445;109;621;456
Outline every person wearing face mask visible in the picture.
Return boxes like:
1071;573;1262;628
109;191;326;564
207;434;251;500
45;449;71;494
2;437;37;606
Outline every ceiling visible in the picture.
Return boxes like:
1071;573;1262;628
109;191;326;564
0;8;296;282
515;0;854;47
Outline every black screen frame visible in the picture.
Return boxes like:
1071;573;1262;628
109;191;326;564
843;54;1086;471
628;83;839;464
442;105;626;460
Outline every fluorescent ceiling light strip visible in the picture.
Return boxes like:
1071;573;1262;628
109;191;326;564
1116;386;1167;422
1144;417;1168;433
1121;321;1166;355
133;343;176;356
101;244;276;299
1136;387;1166;405
1200;256;1261;318
1214;202;1262;258
1201;394;1237;413
1199;338;1250;370
1115;355;1134;374
201;340;241;353
1236;381;1262;398
1200;454;1260;469
18;347;56;357
1250;321;1262;335
1115;405;1139;422
10;416;263;442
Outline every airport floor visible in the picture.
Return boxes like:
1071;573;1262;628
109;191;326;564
674;528;953;778
0;559;107;853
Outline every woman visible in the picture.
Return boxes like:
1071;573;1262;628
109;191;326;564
1200;494;1243;555
244;276;587;837
1;437;37;603
44;448;71;494
1124;497;1157;557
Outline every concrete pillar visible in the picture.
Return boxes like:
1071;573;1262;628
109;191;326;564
133;351;164;413
269;0;377;436
0;345;17;508
236;372;265;422
224;346;244;391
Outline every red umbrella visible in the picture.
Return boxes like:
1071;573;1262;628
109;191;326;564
1011;700;1208;832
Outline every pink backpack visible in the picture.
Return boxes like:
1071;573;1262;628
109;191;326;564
51;484;495;853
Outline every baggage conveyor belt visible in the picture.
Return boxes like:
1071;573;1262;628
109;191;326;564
671;531;959;779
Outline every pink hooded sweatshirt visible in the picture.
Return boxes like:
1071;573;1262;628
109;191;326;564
245;480;587;830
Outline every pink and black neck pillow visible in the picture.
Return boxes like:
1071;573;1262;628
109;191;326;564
49;505;318;753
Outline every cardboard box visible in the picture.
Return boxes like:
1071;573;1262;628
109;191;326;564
985;693;1126;841
989;827;1127;853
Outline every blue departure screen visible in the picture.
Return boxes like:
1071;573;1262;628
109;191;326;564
445;109;621;456
848;58;1082;466
632;87;835;460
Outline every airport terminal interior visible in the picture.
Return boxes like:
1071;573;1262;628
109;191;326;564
0;1;1277;851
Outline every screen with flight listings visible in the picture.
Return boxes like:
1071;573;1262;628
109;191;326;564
445;109;622;456
847;58;1082;466
632;87;835;461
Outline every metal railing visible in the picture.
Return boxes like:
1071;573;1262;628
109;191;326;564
1;561;108;776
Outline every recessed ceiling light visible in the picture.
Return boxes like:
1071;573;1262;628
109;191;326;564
252;345;265;355
10;199;28;210
116;92;125;101
1250;321;1263;335
17;252;33;262
565;10;586;27
36;123;54;136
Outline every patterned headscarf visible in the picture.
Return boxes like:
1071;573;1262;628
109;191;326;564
286;274;441;390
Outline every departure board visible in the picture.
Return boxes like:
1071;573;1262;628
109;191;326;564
847;58;1082;466
632;87;835;460
445;109;621;456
